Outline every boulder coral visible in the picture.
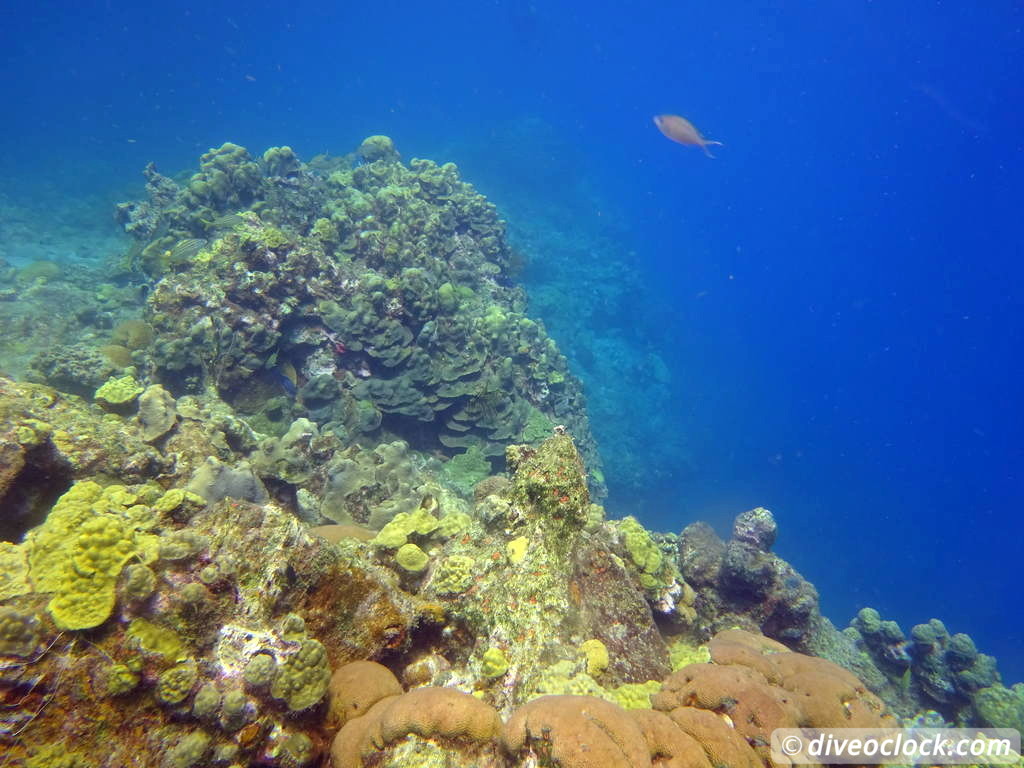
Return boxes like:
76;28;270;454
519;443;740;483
326;629;893;767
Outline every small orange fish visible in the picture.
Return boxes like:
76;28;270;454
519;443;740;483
653;114;723;158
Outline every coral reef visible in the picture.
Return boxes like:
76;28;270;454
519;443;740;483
1;137;1019;768
678;508;821;647
113;137;605;498
845;607;1018;729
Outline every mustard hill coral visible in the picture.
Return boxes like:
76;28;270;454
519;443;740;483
94;374;144;411
270;637;331;711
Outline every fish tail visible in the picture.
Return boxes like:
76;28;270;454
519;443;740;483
702;140;723;158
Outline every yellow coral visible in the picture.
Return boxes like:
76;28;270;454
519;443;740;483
0;542;30;599
506;535;529;564
94;375;144;409
580;638;609;677
480;647;509;678
271;638;330;711
47;515;137;630
609;680;662;710
28;482;152;630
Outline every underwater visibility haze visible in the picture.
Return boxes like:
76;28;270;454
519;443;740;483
0;0;1022;764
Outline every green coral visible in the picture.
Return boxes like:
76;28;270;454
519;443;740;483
395;543;430;573
431;555;475;595
220;689;252;731
619;517;661;574
244;653;277;688
106;662;141;696
580;639;609;677
158;530;209;561
0;606;39;656
521;405;555;443
609;680;661;710
975;684;1024;731
270;638;330;711
506;536;530;564
25;742;90;768
481;646;510;678
156;660;199;704
28;482;158;631
122;563;157;601
191;683;221;719
46;514;138;630
127;617;185;659
373;508;442;548
441;445;491;496
0;542;30;599
163;731;211;768
152;488;206;518
667;638;710;671
122;138;605;496
94;375;145;409
616;515;682;595
435;510;471;538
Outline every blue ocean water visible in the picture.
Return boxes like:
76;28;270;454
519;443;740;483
1;0;1021;683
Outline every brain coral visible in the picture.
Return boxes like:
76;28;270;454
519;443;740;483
327;660;403;729
331;686;501;768
503;694;651;768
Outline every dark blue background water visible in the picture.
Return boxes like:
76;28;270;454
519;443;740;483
3;1;1021;680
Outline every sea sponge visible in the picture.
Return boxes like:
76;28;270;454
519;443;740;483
136;384;177;441
270;638;330;711
503;694;650;768
327;660;403;729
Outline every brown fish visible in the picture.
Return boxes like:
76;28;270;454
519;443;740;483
653;114;723;158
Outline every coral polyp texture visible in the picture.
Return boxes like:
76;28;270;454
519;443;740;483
114;137;604;498
0;138;1019;766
